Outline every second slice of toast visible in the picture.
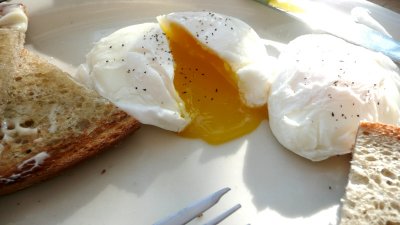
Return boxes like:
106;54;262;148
340;122;400;224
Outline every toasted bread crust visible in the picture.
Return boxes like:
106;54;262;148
0;112;139;195
359;121;400;139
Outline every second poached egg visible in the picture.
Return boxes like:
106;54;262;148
269;34;400;161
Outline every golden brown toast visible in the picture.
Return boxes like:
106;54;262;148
0;22;140;194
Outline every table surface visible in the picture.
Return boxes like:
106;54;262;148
370;0;400;13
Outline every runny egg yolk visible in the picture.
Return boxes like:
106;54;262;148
161;22;267;144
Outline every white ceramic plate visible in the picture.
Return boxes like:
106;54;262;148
1;0;396;224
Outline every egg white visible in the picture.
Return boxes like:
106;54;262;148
269;34;400;161
76;23;190;132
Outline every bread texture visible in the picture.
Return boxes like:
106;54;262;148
340;122;400;225
0;28;140;195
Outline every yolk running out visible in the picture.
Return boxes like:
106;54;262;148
161;22;267;144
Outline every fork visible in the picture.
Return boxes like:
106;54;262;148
153;187;241;225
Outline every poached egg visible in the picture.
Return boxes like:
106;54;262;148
268;34;400;161
77;11;274;144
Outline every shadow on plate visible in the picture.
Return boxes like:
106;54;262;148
243;125;351;218
0;123;245;224
0;127;182;224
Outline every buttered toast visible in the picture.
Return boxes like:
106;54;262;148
0;5;140;195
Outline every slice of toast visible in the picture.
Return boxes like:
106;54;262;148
0;9;140;195
340;122;400;224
